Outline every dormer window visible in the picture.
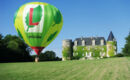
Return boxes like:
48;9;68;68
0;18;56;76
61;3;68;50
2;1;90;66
82;40;85;46
74;41;78;46
92;39;95;46
101;39;104;45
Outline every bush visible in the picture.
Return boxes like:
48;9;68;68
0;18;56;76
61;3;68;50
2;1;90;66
114;54;124;57
32;51;62;61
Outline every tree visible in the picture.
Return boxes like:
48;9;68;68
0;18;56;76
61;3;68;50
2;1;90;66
0;33;3;40
0;34;32;62
122;32;130;56
31;51;61;61
0;33;3;48
39;51;56;61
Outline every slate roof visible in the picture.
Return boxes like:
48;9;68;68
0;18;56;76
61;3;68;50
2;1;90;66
74;37;106;46
107;31;115;41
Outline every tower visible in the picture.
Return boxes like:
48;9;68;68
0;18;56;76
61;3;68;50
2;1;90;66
62;39;73;61
107;31;117;57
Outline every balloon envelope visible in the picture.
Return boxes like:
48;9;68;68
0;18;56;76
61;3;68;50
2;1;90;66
14;2;63;55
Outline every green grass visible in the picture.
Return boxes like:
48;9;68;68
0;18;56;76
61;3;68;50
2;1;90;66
0;57;130;80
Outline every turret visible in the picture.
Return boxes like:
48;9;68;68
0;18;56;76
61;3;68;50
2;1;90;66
62;39;73;61
107;31;117;57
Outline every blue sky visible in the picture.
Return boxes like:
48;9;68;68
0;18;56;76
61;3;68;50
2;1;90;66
0;0;130;57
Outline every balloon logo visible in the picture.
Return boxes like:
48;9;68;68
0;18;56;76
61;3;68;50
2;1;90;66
14;2;63;56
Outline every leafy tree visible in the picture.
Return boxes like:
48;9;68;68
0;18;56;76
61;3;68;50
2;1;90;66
114;53;124;57
0;33;3;40
122;32;130;56
0;34;32;62
0;33;3;48
31;51;61;61
39;51;56;61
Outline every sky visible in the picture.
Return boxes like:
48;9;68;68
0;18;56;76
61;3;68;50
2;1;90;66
0;0;130;57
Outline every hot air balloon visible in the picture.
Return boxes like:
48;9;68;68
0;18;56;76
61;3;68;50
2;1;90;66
14;2;63;62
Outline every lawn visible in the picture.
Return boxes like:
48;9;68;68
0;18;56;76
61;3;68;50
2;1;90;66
0;57;130;80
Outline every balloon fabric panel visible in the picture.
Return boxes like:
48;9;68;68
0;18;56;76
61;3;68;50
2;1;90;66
14;2;63;55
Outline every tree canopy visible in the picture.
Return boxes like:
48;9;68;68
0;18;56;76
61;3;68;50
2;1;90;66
122;32;130;56
0;34;32;62
0;33;61;62
32;51;61;61
40;51;61;61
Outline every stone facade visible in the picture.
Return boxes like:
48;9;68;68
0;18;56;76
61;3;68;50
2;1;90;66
62;39;73;61
62;31;117;61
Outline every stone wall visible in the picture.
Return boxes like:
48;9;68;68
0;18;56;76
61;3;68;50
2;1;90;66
62;40;73;61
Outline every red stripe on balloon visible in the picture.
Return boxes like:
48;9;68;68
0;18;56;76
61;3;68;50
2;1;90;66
29;8;39;25
31;47;44;56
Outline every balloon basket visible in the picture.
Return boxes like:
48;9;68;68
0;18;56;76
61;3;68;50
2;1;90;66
35;56;39;62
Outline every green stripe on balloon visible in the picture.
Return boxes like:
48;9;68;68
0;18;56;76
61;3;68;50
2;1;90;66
40;4;55;45
17;29;23;40
54;8;62;24
47;31;58;42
